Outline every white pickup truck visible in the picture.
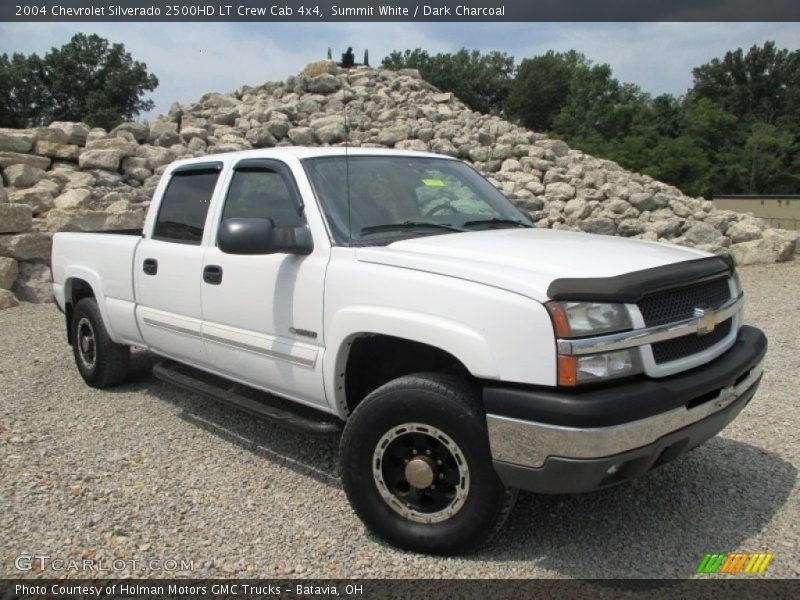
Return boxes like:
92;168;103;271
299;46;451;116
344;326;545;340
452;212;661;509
52;148;767;554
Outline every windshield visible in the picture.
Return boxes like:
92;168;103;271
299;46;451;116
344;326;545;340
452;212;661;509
302;155;533;244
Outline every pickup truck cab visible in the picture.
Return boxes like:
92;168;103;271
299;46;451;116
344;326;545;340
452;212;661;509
52;148;767;554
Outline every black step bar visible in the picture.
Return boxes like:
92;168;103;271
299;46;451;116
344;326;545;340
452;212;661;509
153;360;343;437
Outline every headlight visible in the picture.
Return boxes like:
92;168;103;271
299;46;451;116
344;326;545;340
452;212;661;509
546;301;632;337
557;349;643;386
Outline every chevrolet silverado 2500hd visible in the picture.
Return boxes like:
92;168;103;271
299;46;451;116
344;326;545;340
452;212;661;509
52;148;767;554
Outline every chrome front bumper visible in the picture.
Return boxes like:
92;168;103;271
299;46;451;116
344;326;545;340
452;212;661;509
486;357;763;470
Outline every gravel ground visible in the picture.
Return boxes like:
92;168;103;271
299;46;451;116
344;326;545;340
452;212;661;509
1;262;798;579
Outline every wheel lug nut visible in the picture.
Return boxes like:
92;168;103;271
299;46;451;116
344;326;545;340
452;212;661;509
439;473;444;479
425;449;431;455
412;449;418;455
437;459;442;465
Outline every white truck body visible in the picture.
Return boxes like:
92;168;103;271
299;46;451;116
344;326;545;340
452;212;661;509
52;147;766;554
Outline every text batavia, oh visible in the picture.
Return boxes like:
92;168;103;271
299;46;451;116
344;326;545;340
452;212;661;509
48;4;506;17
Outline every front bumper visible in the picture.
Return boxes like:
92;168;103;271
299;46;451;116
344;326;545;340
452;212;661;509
485;325;767;493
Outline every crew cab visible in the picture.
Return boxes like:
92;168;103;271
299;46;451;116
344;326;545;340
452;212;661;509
51;148;767;554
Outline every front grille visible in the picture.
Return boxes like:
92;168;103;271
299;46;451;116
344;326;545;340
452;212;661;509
652;319;733;364
638;277;731;327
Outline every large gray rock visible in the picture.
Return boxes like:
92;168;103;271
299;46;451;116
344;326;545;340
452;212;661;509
0;204;33;233
112;121;149;142
49;121;90;145
0;131;33;153
0;289;18;310
0;152;51;170
304;74;342;94
244;127;277;148
0;256;18;289
0;232;51;261
34;140;80;161
287;127;318;145
12;262;53;303
8;186;55;215
3;163;46;188
731;230;798;265
684;222;722;246
79;149;125;171
726;220;764;244
377;125;411;146
53;188;92;209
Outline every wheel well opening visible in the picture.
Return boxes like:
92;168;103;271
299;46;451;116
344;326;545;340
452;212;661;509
65;279;95;345
343;334;470;414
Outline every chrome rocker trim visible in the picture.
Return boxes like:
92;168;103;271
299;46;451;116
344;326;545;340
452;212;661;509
557;294;743;356
486;356;763;469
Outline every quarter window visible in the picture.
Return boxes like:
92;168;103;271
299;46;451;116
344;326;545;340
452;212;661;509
153;168;220;244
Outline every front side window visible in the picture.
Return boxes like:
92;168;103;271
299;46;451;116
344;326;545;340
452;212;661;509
221;168;304;228
303;156;532;245
153;168;220;244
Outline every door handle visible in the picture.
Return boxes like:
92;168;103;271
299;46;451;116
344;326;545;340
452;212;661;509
143;258;158;275
203;265;223;285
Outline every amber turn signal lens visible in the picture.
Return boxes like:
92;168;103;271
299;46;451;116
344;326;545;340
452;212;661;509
557;355;577;386
545;302;571;338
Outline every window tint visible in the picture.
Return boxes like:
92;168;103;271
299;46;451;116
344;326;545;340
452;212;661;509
222;169;304;228
153;170;220;244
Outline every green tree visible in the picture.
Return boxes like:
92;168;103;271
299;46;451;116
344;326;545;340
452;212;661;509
382;48;514;114
507;50;587;132
0;33;158;130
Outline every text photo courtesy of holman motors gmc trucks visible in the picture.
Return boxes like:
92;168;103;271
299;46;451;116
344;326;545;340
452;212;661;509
51;148;767;554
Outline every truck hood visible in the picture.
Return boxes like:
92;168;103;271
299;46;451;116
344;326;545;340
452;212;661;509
355;228;710;302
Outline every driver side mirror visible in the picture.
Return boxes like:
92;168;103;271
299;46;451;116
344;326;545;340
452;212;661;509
218;218;313;255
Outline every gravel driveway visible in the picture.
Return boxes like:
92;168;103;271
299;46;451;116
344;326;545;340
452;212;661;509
1;262;798;579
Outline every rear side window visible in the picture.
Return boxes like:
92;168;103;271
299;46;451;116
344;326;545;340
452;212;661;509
153;168;221;244
222;169;304;228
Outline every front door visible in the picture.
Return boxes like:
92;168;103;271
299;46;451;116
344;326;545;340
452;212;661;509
134;162;222;365
200;158;328;409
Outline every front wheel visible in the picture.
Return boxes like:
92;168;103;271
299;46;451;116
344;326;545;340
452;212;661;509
71;298;130;388
340;373;516;554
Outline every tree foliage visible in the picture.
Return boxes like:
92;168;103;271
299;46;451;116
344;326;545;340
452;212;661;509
0;33;158;130
381;48;514;115
383;41;800;197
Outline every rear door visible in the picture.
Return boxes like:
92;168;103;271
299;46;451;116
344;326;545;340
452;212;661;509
199;158;329;408
134;162;223;364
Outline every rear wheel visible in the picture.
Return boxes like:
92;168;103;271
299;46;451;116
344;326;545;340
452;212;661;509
71;298;129;388
340;372;516;554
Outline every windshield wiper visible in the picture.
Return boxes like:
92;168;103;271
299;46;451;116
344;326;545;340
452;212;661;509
462;217;531;229
360;221;466;235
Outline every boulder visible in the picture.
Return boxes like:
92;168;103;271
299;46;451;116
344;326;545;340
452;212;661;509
377;125;411;146
0;131;33;153
0;152;51;170
244;127;277;148
726;220;764;244
0;204;33;233
731;229;798;265
684;222;722;246
53;188;92;209
304;74;342;94
111;122;149;142
79;149;125;171
49;121;90;145
287;127;318;145
0;232;51;261
0;289;18;310
12;262;53;303
7;186;54;215
34;140;80;161
46;208;143;232
4;163;47;188
0;256;18;289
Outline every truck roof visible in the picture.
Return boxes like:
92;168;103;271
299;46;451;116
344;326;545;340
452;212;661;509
170;146;457;168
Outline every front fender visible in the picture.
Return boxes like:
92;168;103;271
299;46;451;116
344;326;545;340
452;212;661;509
324;305;500;418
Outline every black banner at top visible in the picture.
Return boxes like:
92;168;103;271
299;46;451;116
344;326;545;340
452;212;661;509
2;0;800;22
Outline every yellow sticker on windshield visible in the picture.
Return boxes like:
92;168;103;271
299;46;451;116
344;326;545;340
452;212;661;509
422;179;445;187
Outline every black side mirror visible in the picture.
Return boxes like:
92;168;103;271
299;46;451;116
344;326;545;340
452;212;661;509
218;218;313;255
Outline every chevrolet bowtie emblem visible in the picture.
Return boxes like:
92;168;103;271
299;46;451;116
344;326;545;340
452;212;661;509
694;307;718;335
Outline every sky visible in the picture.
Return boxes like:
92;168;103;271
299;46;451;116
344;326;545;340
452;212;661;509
1;22;799;120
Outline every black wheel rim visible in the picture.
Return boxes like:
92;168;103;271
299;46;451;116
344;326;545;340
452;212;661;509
76;317;97;370
373;423;469;523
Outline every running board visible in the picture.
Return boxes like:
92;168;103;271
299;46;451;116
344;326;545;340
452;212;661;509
153;360;343;437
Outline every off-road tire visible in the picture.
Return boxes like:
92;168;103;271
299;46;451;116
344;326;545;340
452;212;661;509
71;298;130;388
340;372;517;555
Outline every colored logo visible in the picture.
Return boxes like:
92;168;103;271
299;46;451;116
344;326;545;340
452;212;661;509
696;552;774;574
